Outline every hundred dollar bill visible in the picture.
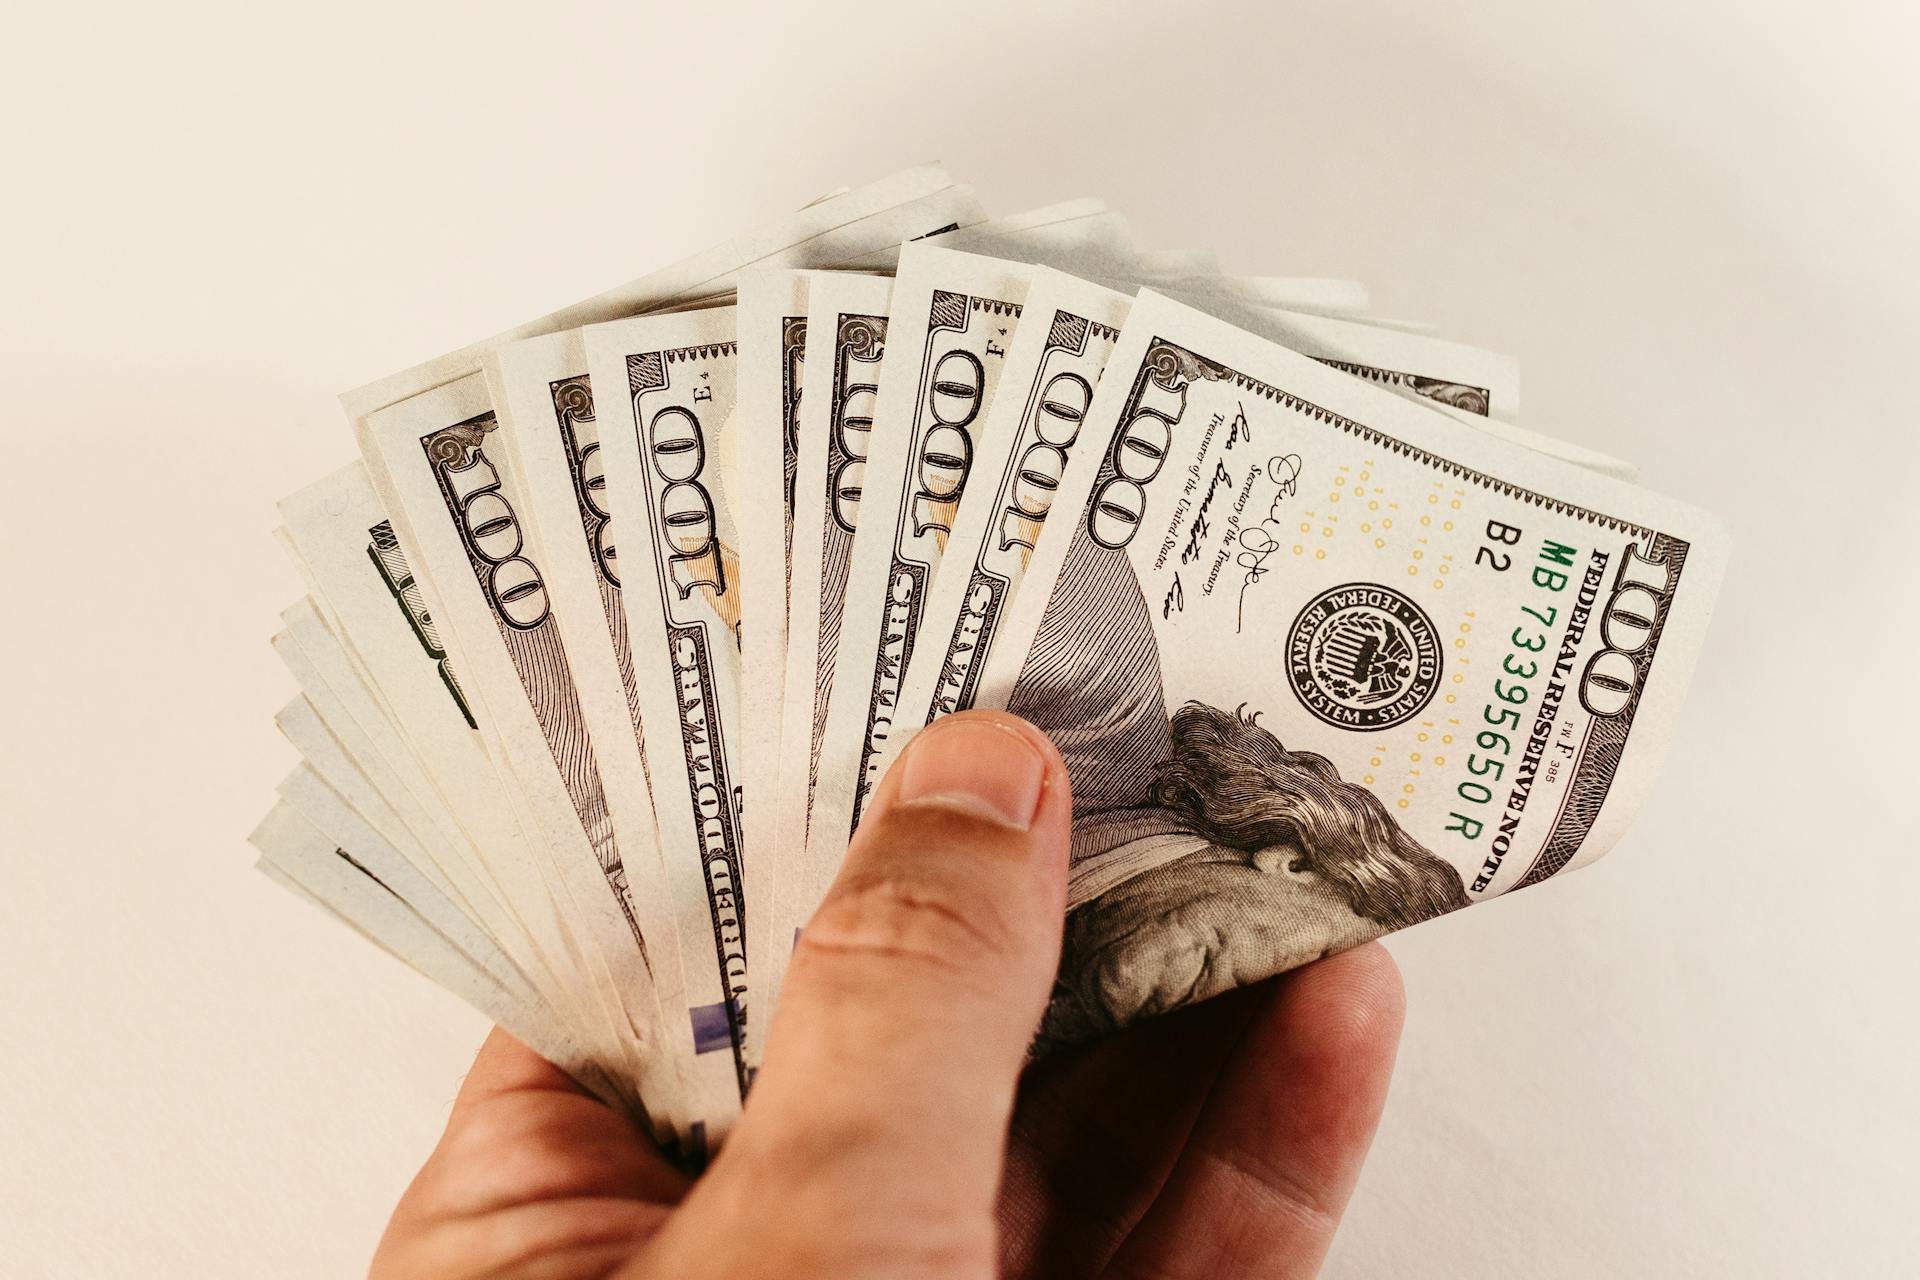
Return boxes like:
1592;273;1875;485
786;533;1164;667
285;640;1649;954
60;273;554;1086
361;374;689;1136
270;647;465;917
485;327;744;1137
758;271;896;1033
732;269;812;1039
582;307;752;1120
969;290;1725;1049
275;602;503;928
804;247;1038;882
249;802;636;1117
273;760;534;1007
805;252;1505;871
278;468;585;1007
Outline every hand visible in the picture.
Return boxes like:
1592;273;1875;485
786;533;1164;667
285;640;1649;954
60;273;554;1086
371;711;1405;1279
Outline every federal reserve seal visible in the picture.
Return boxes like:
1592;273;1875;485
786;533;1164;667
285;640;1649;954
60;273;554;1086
1286;582;1442;730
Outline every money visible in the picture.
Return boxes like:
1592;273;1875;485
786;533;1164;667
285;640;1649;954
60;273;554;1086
360;372;690;1135
276;466;588;1011
884;269;1133;749
805;246;1038;871
253;171;1725;1158
966;289;1724;1047
582;307;753;1127
757;270;897;1032
247;801;634;1114
732;269;812;1043
484;328;747;1140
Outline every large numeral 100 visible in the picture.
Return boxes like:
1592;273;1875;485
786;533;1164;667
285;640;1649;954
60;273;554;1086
574;441;619;588
647;404;726;600
829;333;884;534
1086;372;1188;550
444;449;551;630
997;369;1091;553
1579;543;1677;716
910;349;984;537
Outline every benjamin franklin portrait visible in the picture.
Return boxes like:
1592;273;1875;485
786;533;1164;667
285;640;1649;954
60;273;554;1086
1007;524;1472;1052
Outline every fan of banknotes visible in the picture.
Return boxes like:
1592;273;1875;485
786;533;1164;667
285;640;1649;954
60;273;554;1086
251;165;1726;1159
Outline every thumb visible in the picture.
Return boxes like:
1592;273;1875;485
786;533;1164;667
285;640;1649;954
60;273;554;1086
723;711;1069;1262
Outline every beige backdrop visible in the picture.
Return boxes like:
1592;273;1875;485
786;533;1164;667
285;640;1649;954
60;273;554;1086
3;2;1914;1275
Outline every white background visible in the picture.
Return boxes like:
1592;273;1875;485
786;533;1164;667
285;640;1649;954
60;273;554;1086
3;2;1915;1275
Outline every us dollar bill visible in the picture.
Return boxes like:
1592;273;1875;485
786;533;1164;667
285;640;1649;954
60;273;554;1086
487;327;746;1139
755;271;895;1034
272;760;535;1008
278;465;586;1010
582;307;752;1122
968;290;1725;1050
271;623;481;920
733;269;812;1048
361;374;688;1136
248;801;636;1117
805;251;1450;854
804;247;1038;873
885;269;1133;749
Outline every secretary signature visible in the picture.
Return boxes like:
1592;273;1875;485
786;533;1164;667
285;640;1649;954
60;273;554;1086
1235;453;1304;632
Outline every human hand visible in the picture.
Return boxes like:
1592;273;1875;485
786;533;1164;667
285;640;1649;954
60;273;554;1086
370;710;1406;1279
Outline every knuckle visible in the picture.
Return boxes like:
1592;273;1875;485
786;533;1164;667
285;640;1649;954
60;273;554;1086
442;1094;530;1154
440;1097;591;1187
799;867;1019;984
1208;1142;1343;1242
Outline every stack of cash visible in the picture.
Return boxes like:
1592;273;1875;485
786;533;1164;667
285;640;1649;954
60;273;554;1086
252;165;1726;1159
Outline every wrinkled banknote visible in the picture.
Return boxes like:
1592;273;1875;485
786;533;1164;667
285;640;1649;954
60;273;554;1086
967;290;1725;1049
732;269;812;1050
484;329;747;1142
583;307;752;1135
757;270;896;1034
